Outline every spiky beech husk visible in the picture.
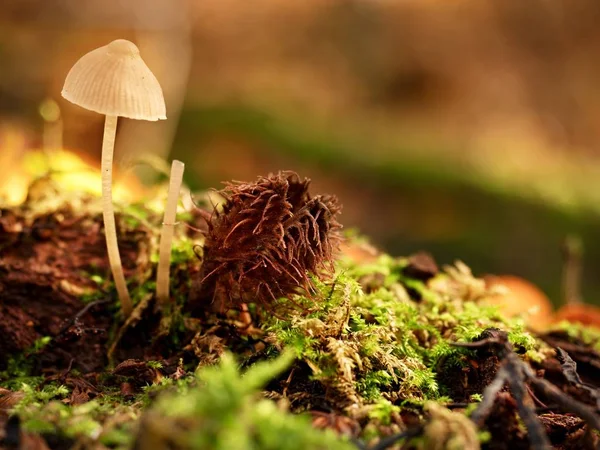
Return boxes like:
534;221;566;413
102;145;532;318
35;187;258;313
194;171;342;314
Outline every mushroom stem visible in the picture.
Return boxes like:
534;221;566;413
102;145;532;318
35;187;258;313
101;114;132;317
157;160;185;305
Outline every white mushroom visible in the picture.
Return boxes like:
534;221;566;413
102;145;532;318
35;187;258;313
62;39;166;317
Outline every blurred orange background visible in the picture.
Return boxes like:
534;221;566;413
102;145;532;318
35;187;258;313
2;0;600;307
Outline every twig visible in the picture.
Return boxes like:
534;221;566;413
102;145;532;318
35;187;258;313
470;365;510;426
454;328;600;449
56;298;111;337
505;354;552;450
528;374;600;432
556;347;600;411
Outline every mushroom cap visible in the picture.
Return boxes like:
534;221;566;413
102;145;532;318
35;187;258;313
61;39;166;121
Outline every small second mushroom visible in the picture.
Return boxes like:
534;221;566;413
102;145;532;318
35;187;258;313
62;39;166;317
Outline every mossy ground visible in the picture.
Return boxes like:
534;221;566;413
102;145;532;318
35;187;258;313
1;176;599;450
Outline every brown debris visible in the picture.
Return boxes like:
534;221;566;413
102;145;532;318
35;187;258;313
0;199;152;372
0;389;24;412
539;331;600;384
64;377;99;406
538;413;585;445
555;347;600;410
120;382;136;398
310;411;361;438
170;364;186;381
403;251;439;281
188;330;226;367
438;352;501;404
483;392;529;450
113;359;163;386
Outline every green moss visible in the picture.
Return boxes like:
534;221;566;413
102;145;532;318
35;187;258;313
147;361;164;370
366;398;401;425
13;383;69;413
78;287;107;304
121;203;152;228
141;351;355;450
169;235;200;265
550;320;600;352
265;253;543;423
0;337;52;389
11;381;152;447
19;399;136;446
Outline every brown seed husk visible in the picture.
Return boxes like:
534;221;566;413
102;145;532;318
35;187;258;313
193;171;342;314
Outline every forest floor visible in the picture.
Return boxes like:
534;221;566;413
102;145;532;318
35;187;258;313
1;171;600;450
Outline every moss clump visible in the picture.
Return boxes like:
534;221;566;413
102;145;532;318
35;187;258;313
265;250;542;422
548;320;600;352
137;351;355;450
6;351;354;449
0;337;51;390
417;401;480;450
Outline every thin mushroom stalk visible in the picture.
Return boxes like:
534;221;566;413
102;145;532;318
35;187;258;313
101;115;132;316
156;160;185;305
